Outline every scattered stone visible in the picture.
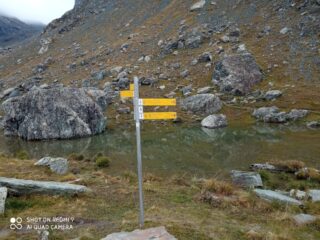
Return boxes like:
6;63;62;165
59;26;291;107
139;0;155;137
237;44;246;52
197;86;212;94
180;70;190;78
198;52;212;63
254;189;303;206
191;59;198;66
293;214;317;225
307;121;320;129
212;53;263;95
159;74;169;80
181;85;193;96
0;187;7;214
220;35;230;43
190;0;206;11
286;109;309;121
309;190;320;202
180;94;222;115
289;189;307;200
2;87;106;140
144;55;151;63
252;106;286;123
38;38;52;55
201;114;227;129
140;77;157;86
101;226;176;240
250;163;276;171
170;62;181;69
231;171;263;188
35;157;69;175
38;230;49;240
117;107;130;114
0;177;90;196
264;90;282;100
185;35;203;49
280;27;290;34
92;70;108;81
252;107;308;123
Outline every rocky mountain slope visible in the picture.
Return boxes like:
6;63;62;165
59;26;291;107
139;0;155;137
0;0;319;127
0;15;43;47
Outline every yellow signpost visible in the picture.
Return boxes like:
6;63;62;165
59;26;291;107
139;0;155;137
142;112;177;120
120;90;134;98
139;98;176;106
120;77;177;228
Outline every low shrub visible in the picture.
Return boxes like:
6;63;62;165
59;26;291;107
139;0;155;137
95;156;111;168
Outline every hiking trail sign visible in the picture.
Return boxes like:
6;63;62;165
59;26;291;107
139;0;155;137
120;76;177;227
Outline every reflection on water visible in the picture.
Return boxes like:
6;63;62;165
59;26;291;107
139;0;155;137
0;124;319;177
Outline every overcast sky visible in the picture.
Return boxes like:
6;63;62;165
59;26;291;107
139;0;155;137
0;0;75;24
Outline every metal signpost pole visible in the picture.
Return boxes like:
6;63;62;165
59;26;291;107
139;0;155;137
133;76;144;228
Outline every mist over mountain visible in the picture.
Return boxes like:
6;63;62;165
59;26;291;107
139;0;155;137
0;15;44;47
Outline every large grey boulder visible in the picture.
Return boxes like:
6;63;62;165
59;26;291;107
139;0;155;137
1;87;106;140
254;189;303;206
0;177;90;196
212;53;263;95
180;94;222;115
231;171;263;188
101;226;176;240
35;157;68;175
0;187;7;214
201;114;227;129
83;87;113;111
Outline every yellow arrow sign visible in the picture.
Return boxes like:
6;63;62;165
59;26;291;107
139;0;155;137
142;112;177;120
139;98;176;106
120;91;134;98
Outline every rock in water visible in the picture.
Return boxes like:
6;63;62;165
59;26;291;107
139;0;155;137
0;177;90;196
1;87;106;140
35;157;68;175
231;171;263;188
0;187;7;214
180;94;222;115
254;189;303;206
101;226;177;240
201;114;227;129
212;53;263;95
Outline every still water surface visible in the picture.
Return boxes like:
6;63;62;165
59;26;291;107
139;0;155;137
0;124;319;177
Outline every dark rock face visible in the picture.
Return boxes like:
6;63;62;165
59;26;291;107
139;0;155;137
1;87;106;140
180;94;222;115
0;16;43;47
212;53;263;95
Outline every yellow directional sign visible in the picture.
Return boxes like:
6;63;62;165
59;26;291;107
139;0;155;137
130;84;134;91
120;90;134;98
139;98;176;106
142;112;177;120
